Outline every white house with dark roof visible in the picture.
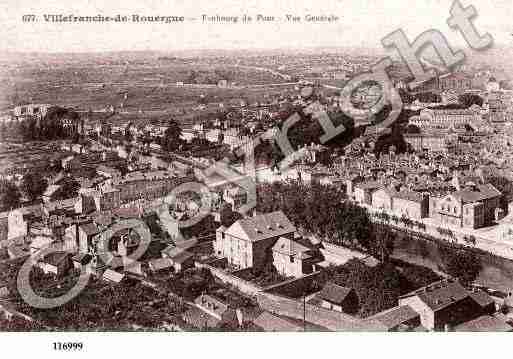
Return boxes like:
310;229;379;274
272;237;316;278
214;211;295;270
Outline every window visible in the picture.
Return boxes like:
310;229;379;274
290;255;294;263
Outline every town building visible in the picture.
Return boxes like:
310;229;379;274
367;305;421;331
410;107;481;130
433;183;501;229
398;279;495;331
371;188;430;220
404;132;453;153
271;237;317;278
214;211;296;270
317;282;359;314
413;73;473;93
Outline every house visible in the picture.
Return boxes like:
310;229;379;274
148;257;174;273
168;251;194;273
453;314;512;332
372;188;430;220
352;181;381;205
182;294;238;329
367;305;421;331
317;282;359;314
42;185;61;203
435;183;501;229
214;211;296;270
0;286;10;299
252;311;303;332
38;251;72;277
7;209;28;240
398;279;495;331
102;269;125;283
78;222;100;253
223;186;247;211
271;237;317;278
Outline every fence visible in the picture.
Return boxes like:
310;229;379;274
262;272;322;298
255;292;384;331
195;262;262;296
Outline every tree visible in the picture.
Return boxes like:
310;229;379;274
331;259;403;317
458;93;484;108
438;245;482;286
372;223;395;262
401;263;441;290
162;119;183;152
53;178;80;201
0;180;21;211
21;171;48;201
124;122;133;143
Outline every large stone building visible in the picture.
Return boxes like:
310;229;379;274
93;170;193;211
404;132;455;153
371;188;430;220
13;104;52;119
410;107;481;130
432;183;501;229
413;72;473;93
214;211;295;270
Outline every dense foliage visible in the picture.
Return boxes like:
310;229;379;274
319;258;441;317
257;181;373;249
0;180;21;211
438;245;482;286
21;171;49;202
161;119;183;152
19;107;81;141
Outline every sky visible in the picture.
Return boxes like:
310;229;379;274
1;0;512;53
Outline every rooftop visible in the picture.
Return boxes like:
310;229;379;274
453;183;501;203
272;237;311;259
253;311;303;332
224;211;295;242
453;315;512;332
318;282;354;305
367;305;419;330
400;279;470;311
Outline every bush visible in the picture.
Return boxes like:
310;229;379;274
438;244;482;286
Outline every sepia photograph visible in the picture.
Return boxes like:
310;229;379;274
1;0;513;356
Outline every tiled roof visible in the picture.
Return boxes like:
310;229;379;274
400;279;469;311
272;237;311;259
454;315;512;332
225;211;295;242
149;258;173;271
392;190;425;203
469;290;495;309
318;282;354;305
169;251;194;264
253;311;303;332
102;269;124;283
368;305;419;330
453;183;501;203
